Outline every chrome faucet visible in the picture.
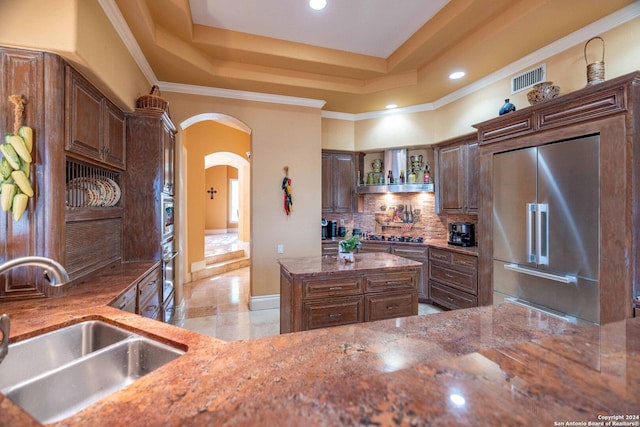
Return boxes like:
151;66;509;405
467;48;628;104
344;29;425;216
0;256;69;286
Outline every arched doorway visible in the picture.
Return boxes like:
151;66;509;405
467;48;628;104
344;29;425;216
180;113;251;283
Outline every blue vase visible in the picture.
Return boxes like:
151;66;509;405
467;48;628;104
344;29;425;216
499;99;516;115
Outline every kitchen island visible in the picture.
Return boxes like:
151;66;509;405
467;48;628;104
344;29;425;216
278;252;422;333
0;264;639;426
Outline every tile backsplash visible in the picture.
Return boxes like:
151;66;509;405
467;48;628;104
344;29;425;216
323;193;477;241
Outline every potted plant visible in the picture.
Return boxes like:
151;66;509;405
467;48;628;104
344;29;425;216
338;235;361;263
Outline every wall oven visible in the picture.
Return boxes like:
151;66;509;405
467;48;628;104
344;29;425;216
162;194;174;243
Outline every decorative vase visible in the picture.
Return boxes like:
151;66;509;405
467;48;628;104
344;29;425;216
338;251;354;263
499;99;516;115
527;82;560;105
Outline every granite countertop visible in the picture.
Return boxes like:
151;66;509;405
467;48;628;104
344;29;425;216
278;252;422;275
322;237;479;257
1;264;639;426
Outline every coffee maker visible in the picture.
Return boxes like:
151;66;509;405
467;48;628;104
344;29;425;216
448;222;475;247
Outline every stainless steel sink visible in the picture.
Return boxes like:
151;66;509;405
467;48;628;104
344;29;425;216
0;320;184;424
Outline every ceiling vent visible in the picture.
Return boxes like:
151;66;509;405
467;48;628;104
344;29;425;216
511;64;546;94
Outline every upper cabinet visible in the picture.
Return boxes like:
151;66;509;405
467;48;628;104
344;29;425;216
124;109;177;262
434;133;478;215
322;150;359;213
65;66;125;169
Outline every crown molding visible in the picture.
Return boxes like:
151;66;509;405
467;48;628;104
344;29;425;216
98;0;158;84
101;0;639;117
158;82;326;109
322;1;640;121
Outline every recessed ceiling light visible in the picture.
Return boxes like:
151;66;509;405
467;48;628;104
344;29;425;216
309;0;327;10
449;71;466;80
385;104;398;109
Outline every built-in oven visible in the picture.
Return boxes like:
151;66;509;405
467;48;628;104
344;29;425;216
162;194;174;243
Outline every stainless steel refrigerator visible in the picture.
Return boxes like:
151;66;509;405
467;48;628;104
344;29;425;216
492;135;600;324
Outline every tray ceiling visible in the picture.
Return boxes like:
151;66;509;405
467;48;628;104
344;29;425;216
112;0;636;113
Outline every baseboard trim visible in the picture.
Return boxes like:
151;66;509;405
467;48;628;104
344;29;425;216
249;294;280;311
191;260;206;272
205;229;227;235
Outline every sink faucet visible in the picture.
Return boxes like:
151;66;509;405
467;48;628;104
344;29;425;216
0;256;69;286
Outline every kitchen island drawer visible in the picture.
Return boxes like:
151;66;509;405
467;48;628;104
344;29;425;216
429;263;476;294
430;282;477;310
366;292;417;322
304;296;364;330
303;276;363;298
365;271;417;293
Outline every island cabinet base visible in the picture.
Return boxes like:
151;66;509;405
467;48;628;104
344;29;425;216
279;253;421;333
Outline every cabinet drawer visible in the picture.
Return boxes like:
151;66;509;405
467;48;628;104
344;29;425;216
304;296;364;330
365;271;416;293
358;243;391;253
138;269;161;303
110;285;136;313
451;253;477;270
430;281;477;310
303;276;362;299
429;248;451;263
391;246;428;260
429;263;476;294
322;242;339;255
365;292;417;322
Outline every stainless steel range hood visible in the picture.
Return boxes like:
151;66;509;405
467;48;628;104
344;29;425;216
357;148;434;194
357;183;434;194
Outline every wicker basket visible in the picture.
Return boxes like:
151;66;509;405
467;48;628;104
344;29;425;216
584;37;605;86
136;85;168;112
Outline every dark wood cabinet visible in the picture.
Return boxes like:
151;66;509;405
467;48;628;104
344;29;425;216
280;255;419;333
103;101;126;169
0;46;126;299
0;47;52;299
434;133;478;214
474;71;640;323
322;150;357;213
123;109;177;262
65;66;126;169
428;247;478;310
391;245;429;303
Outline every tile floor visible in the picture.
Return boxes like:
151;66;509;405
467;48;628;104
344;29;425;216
176;234;443;341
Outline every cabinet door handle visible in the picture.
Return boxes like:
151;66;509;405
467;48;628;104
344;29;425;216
445;273;454;279
118;301;127;310
329;286;343;291
386;305;399;310
329;313;342;318
385;281;405;286
446;297;455;302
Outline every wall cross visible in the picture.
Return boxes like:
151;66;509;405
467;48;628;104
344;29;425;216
207;187;217;200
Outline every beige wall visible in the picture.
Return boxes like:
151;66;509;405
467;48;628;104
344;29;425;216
322;17;640;152
184;121;250;273
175;96;322;297
204;166;236;231
0;0;148;112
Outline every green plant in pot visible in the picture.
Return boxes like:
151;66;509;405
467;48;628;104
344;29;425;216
338;235;361;263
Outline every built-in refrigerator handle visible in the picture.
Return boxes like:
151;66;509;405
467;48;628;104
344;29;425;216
537;203;549;265
526;203;537;263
